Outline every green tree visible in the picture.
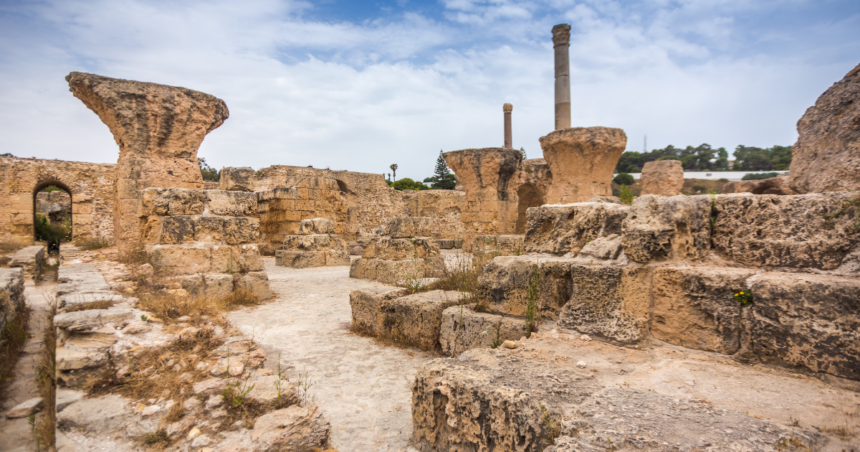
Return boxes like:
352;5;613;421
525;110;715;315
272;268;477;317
199;157;220;181
392;178;430;191
424;150;456;189
390;163;398;181
520;147;527;160
613;173;634;185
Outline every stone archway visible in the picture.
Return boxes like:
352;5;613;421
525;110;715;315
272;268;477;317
32;180;73;250
516;183;544;234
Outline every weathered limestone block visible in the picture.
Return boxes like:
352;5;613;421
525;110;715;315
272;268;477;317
275;251;325;268
790;63;860;194
362;238;438;260
622;195;711;263
145;244;212;275
713;193;860;270
54;308;134;332
235;271;272;300
281;234;340;251
651;267;754;354
750;272;860;380
539;127;627;204
524;202;630;255
639;160;683;196
349;287;408;335
349;257;442;286
7;245;45;280
438;305;526;356
351;290;460;351
387;217;433;238
558;265;650;345
206;191;257;217
223;217;260;244
578;234;623;260
471;235;524;255
202;273;234;299
219;167;255;192
194;216;225;242
0;268;25;335
724;175;795;195
139;188;207;216
211;244;264;273
248;404;331;451
68;72;228;245
475;256;576;317
443;148;521;244
298;218;336;235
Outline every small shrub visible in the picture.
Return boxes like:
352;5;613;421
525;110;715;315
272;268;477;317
741;172;779;181
718;178;729;183
35;214;68;252
691;183;708;193
613;173;634;186
618;185;634;205
216;288;261;310
523;264;540;338
0;237;24;254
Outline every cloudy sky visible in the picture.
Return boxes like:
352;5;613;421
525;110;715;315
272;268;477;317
1;0;858;181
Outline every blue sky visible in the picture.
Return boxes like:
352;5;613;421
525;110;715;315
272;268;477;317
0;0;858;181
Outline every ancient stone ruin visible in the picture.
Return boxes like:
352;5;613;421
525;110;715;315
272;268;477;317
1;27;859;452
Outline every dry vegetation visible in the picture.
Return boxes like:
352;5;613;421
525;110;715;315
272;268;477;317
74;236;113;251
0;291;30;407
65;300;116;312
0;237;24;254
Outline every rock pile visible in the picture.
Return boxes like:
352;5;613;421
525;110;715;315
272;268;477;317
275;218;350;268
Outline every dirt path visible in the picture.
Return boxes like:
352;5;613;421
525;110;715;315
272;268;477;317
0;281;55;452
226;258;433;452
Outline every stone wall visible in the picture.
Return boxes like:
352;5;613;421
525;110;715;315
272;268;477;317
138;188;271;299
476;193;860;380
0;156;116;245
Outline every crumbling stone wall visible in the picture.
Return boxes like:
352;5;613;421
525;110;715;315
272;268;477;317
139;188;271;299
257;178;348;255
0;156;116;245
67;72;228;248
477;193;860;381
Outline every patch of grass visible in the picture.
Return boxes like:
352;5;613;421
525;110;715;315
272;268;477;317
618;184;634;205
0;237;24;254
34;302;56;452
65;300;116;312
0;292;30;407
216;288;262;310
75;237;113;251
118;240;148;266
539;403;561;446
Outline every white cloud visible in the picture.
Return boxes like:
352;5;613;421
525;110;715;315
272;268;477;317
0;0;857;182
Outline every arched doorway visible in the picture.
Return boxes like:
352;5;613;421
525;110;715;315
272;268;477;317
33;181;72;254
516;183;544;234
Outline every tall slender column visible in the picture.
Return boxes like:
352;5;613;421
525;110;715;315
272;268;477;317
503;103;513;149
552;24;572;130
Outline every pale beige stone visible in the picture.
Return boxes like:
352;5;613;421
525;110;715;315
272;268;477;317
539;127;627;204
639;160;684;196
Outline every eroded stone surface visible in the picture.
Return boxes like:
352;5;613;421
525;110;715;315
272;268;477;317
621;195;711;263
476;255;576;317
524;202;629;256
639;159;684;196
539;127;627;204
790;63;860;194
438;305;526;356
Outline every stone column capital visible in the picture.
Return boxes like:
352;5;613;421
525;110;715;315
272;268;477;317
552;24;571;47
503;103;513;113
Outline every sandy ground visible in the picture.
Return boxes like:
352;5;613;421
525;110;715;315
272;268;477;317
227;258;431;452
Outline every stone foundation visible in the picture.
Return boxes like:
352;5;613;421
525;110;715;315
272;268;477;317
139;188;272;300
350;289;459;351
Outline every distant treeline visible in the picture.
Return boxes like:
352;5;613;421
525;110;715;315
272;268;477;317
615;144;792;173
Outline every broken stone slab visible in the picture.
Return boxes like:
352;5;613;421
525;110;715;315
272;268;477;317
64;332;119;353
58;291;126;309
249;404;331;451
789;63;860;194
539;127;627;204
621;194;711;263
578;233;623;260
349;287;409;336
558;264;650;345
0;268;25;335
750;272;860;380
8;245;45;279
57;394;131;434
438;305;527;356
56;347;107;371
639;159;684;196
475;255;577;317
54;308;134;332
349;257;443;286
713;192;860;270
363;290;460;351
219;167;256;192
651;267;754;354
298;218;336;235
6;397;44;419
524;202;630;256
56;389;85;413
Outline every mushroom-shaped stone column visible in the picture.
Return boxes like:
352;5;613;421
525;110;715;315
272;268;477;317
539;127;627;204
66;72;229;247
442;148;522;247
